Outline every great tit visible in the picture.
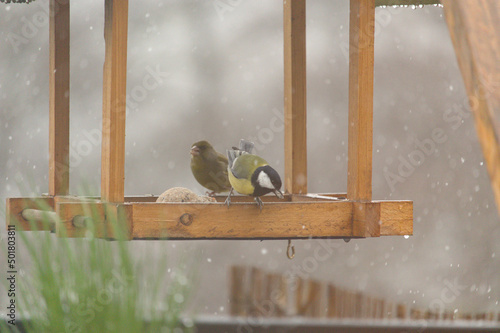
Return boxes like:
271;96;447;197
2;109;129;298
225;139;284;209
190;140;231;195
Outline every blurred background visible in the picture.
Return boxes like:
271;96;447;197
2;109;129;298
1;0;499;319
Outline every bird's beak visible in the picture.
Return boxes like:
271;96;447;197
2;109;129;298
273;189;284;199
190;146;200;156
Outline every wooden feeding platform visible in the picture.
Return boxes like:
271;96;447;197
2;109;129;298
5;0;413;240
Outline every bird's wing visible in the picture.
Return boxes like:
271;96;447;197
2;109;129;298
217;151;228;165
230;154;268;179
216;152;229;177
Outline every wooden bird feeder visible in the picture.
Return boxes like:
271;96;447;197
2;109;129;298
6;0;413;240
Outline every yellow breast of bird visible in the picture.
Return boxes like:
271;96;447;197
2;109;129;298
228;169;255;196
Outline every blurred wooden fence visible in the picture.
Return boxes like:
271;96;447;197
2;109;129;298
229;266;500;322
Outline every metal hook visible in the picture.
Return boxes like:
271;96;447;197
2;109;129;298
286;239;295;259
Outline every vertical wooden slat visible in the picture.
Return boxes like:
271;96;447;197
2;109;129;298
266;273;288;317
229;266;248;316
101;0;129;203
327;284;337;318
396;303;407;319
337;288;345;318
386;302;394;319
49;0;70;196
284;0;307;194
347;0;375;201
310;280;322;318
296;278;322;317
376;297;383;318
249;267;265;316
364;295;372;318
295;277;304;316
355;291;363;318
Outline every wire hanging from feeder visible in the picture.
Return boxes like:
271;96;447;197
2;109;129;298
286;239;295;259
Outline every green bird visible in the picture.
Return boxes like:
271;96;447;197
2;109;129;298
225;139;284;209
190;140;231;195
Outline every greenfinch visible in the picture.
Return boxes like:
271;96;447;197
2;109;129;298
190;140;231;195
225;139;284;209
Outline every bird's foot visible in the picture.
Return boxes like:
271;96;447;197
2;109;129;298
254;197;263;211
224;188;234;208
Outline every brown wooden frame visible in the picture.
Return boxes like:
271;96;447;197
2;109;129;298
6;0;413;240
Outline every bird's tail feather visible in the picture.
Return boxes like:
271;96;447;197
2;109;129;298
227;139;254;168
239;139;254;154
226;149;245;168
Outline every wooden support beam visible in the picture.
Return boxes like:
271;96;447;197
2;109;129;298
284;0;307;194
352;201;381;237
10;196;411;239
132;201;353;239
36;193;345;204
442;0;500;216
347;0;375;202
131;200;410;239
6;197;54;231
101;0;129;203
49;0;70;196
380;201;413;235
56;201;132;239
375;0;440;6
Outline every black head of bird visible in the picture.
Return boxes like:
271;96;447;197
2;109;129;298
251;165;283;198
225;139;284;209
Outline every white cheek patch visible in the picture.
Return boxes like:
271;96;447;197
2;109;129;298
257;171;275;190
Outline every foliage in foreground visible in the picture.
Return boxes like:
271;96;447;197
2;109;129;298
1;199;196;333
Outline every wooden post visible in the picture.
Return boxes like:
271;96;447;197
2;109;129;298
347;0;375;201
49;0;70;196
284;0;307;194
101;0;129;203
